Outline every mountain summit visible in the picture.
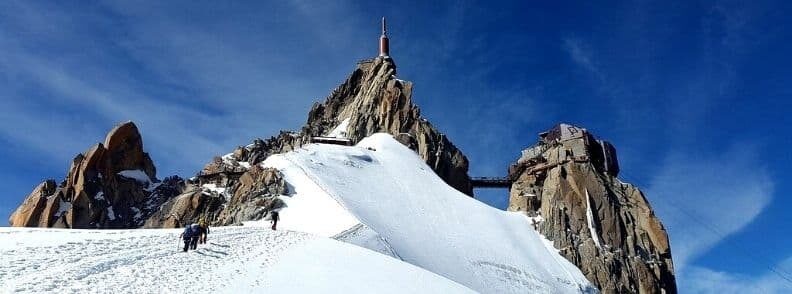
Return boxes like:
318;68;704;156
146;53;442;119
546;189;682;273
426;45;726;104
197;55;472;194
7;52;675;292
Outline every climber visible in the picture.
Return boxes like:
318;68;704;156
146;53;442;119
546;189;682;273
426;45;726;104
179;223;200;252
198;218;210;244
189;223;200;250
270;210;280;231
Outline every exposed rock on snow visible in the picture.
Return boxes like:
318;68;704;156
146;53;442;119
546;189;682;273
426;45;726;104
8;122;184;228
508;123;676;293
142;186;223;229
144;166;289;228
214;166;288;225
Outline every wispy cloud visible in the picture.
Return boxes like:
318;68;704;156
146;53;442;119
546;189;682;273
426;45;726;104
560;2;787;290
0;30;224;174
683;256;792;293
646;144;774;273
0;1;360;177
562;37;603;80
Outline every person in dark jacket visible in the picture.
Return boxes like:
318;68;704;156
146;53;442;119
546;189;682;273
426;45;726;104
189;223;200;250
179;224;196;252
270;211;280;231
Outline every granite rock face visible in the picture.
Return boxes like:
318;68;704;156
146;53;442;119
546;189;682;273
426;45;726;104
7;180;58;227
145;165;287;228
508;124;676;293
303;57;472;195
8;122;183;228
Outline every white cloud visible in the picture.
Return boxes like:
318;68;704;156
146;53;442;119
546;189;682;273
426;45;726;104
0;1;355;177
682;256;792;293
646;144;774;280
562;37;602;79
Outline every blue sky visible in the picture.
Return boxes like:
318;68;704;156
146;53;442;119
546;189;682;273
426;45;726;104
1;1;790;291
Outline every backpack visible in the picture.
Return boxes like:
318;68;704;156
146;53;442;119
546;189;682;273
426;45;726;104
183;225;193;238
189;224;200;235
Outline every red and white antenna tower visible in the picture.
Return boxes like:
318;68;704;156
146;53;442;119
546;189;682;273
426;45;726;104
379;17;389;57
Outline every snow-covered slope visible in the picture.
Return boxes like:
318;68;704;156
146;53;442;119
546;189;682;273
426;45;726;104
0;227;472;293
1;133;597;293
258;133;598;293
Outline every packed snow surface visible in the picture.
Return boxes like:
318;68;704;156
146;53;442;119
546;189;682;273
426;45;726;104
0;227;471;293
262;133;597;293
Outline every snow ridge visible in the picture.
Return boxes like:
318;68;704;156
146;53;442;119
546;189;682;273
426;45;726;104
268;133;597;293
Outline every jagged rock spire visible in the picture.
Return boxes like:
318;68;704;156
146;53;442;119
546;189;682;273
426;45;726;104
9;121;183;228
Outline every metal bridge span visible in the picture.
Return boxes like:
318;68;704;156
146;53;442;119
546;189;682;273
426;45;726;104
470;177;512;188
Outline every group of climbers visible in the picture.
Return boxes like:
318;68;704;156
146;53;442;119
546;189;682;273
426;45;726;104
177;211;281;252
179;217;211;252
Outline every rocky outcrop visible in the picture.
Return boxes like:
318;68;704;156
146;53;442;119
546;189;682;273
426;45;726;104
142;187;224;228
144;166;287;228
508;124;676;293
8;122;184;228
214;166;287;225
8;180;57;227
203;57;471;196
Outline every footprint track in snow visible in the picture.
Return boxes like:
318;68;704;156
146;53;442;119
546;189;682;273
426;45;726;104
0;227;312;293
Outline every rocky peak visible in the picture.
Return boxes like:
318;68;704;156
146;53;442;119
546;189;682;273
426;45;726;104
9;121;182;228
305;57;471;194
102;121;157;178
202;56;472;195
508;123;676;293
156;56;473;229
